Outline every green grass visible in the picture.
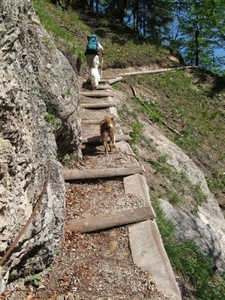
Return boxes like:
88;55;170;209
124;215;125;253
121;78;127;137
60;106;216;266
44;104;60;127
136;97;162;123
152;196;225;300
33;0;169;69
145;156;207;208
205;169;225;198
33;0;88;61
44;112;60;127
119;70;225;200
28;274;42;287
130;122;143;144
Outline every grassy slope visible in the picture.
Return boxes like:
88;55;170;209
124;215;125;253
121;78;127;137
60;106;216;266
33;0;174;69
117;69;225;205
33;1;225;298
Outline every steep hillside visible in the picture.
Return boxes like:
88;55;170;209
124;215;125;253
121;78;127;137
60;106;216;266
33;0;183;70
33;0;225;297
114;68;225;208
33;1;225;196
1;0;225;299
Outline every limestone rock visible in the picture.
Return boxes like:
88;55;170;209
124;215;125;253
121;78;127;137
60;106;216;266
159;200;225;272
141;121;225;272
0;0;81;292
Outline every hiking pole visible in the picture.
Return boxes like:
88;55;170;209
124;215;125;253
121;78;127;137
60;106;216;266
100;54;104;78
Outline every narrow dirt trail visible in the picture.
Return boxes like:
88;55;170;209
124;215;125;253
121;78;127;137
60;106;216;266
51;74;181;300
57;76;168;299
3;72;181;300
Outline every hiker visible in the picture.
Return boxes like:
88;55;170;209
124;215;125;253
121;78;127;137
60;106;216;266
85;34;104;83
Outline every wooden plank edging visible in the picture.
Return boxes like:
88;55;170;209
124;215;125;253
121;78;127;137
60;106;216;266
124;173;156;218
116;141;138;155
129;220;182;300
119;66;196;77
66;207;154;233
62;165;145;181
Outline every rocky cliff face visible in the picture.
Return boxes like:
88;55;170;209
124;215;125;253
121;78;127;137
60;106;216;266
141;121;225;273
0;0;81;292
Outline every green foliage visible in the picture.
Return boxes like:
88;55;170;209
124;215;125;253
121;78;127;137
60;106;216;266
168;191;182;205
130;122;143;144
28;274;42;287
151;196;176;238
57;152;71;163
111;83;122;91
193;183;207;204
44;104;60;127
146;157;206;208
33;0;168;69
146;156;172;177
170;0;225;73
132;71;225;183
136;97;162;123
33;0;87;60
205;169;225;198
44;112;60;127
36;0;225;74
152;197;225;300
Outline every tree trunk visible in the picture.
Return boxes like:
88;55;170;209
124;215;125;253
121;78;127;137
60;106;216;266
195;26;200;66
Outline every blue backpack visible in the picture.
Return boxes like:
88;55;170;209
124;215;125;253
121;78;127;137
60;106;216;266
85;34;99;55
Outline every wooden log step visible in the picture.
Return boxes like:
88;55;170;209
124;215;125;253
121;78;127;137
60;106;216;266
98;81;110;85
81;91;113;98
62;165;145;181
82;134;131;144
66;207;154;233
82;83;111;90
82;118;119;125
82;119;101;125
81;97;118;106
81;95;113;103
96;84;111;90
100;76;116;80
81;102;116;109
108;76;124;85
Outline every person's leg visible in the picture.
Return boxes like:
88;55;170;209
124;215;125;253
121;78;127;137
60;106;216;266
86;54;95;82
93;55;100;68
86;54;95;68
92;55;100;80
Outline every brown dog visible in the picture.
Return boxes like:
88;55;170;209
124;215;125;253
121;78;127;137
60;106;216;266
100;115;116;155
